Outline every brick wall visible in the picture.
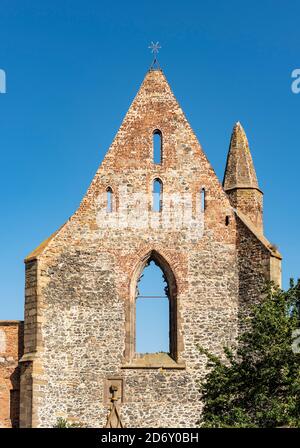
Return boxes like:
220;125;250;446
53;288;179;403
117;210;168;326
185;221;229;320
0;321;23;428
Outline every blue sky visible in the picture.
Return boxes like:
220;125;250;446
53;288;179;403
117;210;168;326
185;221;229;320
0;0;299;348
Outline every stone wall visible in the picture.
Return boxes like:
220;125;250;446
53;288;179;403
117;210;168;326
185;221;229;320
0;321;23;428
228;188;263;233
32;228;239;427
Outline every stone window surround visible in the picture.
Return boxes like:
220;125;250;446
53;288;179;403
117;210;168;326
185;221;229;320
122;249;185;369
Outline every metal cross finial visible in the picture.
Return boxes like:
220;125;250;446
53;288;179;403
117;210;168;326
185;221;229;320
148;41;161;70
149;41;161;55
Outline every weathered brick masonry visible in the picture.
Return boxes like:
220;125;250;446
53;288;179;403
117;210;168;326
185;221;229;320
1;68;281;427
0;321;23;427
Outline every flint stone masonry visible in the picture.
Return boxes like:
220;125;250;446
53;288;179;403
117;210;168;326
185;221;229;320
0;68;282;428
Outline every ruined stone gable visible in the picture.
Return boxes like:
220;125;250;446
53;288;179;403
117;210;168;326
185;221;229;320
0;67;281;428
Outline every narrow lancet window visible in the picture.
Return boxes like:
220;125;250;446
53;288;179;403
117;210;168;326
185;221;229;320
153;130;162;164
201;188;205;212
152;179;162;212
107;187;113;213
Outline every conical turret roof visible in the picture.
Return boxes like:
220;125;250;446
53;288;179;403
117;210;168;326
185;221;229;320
223;122;261;191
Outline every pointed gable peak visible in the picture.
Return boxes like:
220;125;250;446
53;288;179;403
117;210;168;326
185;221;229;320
116;68;180;122
100;66;203;167
135;68;175;100
223;121;261;192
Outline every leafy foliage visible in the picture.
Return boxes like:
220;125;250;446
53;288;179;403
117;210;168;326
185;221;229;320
199;281;300;428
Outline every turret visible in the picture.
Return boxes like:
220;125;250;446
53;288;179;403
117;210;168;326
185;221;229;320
223;122;263;232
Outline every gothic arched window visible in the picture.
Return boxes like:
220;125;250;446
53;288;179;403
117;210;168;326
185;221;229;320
200;188;205;212
136;260;169;353
126;250;180;364
152;178;162;212
106;187;113;213
153;130;162;164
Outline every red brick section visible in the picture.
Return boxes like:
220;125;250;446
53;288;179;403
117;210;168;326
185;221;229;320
0;321;24;428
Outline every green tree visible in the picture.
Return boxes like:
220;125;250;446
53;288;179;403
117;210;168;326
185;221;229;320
198;281;300;428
